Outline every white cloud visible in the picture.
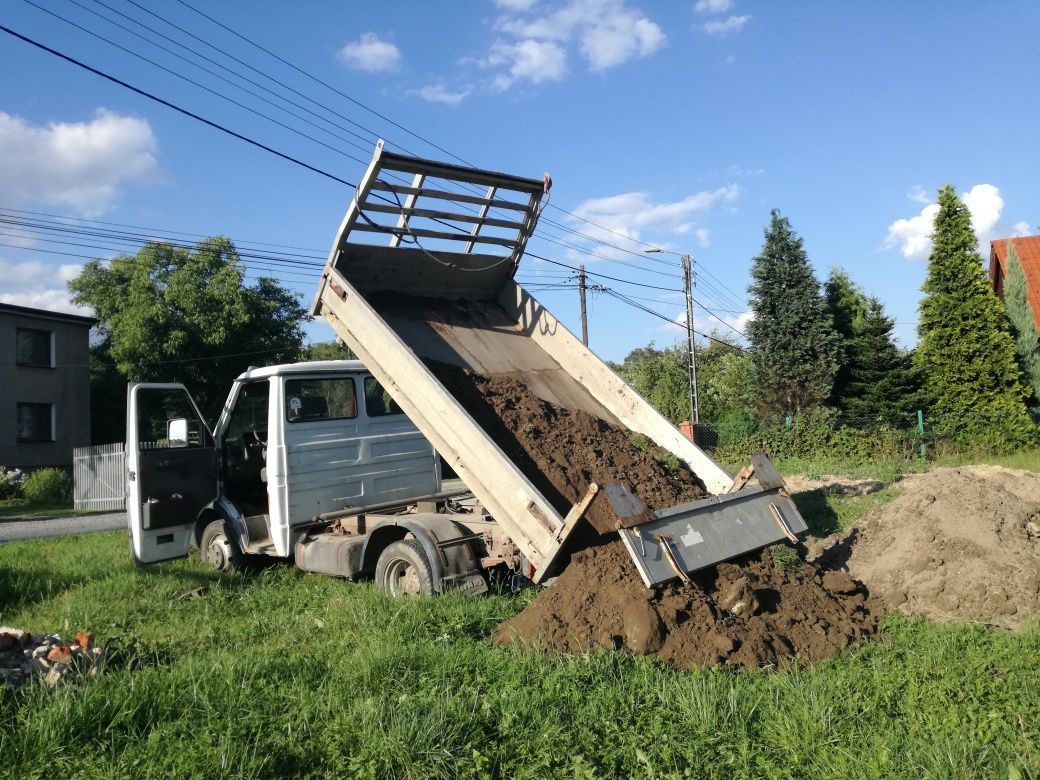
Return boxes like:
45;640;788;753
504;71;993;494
885;183;1025;260
0;109;157;216
1012;220;1030;235
885;202;940;260
414;83;472;105
565;185;739;261
495;0;539;9
907;185;930;204
337;33;402;72
486;39;567;87
703;14;750;36
695;0;732;13
0;257;90;316
488;0;664;87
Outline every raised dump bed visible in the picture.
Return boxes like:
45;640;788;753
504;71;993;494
312;141;806;585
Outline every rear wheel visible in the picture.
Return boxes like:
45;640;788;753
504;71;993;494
199;519;244;573
374;540;435;596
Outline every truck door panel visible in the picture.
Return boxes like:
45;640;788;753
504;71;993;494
127;384;216;564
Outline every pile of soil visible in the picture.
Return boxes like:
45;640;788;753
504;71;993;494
812;466;1040;629
494;541;881;669
427;363;707;533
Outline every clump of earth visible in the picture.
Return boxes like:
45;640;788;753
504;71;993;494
810;465;1040;629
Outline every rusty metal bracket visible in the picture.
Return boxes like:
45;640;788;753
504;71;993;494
656;534;691;584
768;502;798;543
328;277;349;301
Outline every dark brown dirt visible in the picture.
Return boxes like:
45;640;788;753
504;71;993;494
426;363;881;669
495;541;882;670
427;363;708;533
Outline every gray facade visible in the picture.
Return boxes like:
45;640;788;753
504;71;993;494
0;303;93;469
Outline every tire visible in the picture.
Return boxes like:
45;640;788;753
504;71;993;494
374;540;435;597
199;519;244;573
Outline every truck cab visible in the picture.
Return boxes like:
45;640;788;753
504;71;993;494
127;361;493;594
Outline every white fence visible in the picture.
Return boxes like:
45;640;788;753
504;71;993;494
73;442;125;511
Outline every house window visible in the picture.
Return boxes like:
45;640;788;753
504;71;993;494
16;328;54;367
16;403;54;442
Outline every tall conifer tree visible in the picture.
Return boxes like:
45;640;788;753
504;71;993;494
823;268;868;408
841;297;918;425
746;210;839;417
1003;241;1040;415
915;186;1035;448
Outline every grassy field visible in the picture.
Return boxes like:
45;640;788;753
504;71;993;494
2;516;1038;779
0;500;92;519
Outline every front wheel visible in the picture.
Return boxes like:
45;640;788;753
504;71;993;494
374;540;435;596
199;519;244;573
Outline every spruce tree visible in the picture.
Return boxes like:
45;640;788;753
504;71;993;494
914;185;1036;449
746;210;839;418
841;297;918;426
1003;241;1040;415
823;268;868;408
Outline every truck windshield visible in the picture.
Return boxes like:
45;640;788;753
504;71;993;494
285;377;357;422
363;376;404;417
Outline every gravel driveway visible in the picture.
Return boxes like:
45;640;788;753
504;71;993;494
0;512;127;543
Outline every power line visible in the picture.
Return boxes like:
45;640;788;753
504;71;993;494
0;23;357;187
18;0;371;166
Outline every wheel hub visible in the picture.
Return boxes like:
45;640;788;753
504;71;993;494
388;560;421;596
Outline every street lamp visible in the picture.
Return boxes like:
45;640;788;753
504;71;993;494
644;248;699;427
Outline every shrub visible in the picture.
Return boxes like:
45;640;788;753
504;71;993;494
714;407;921;464
22;468;72;504
0;467;27;500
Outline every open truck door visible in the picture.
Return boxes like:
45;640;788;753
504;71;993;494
127;383;217;564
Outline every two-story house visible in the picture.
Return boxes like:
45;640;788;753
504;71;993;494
0;303;94;469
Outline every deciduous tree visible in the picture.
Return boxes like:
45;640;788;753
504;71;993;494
70;237;308;424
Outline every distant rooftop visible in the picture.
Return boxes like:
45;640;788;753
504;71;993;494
989;236;1040;330
0;301;95;326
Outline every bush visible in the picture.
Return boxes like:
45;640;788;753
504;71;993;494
714;407;921;464
0;467;27;500
22;468;72;504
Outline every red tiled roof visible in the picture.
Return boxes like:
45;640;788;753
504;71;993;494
990;236;1040;330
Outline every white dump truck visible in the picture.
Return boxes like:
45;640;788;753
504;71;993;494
126;141;806;594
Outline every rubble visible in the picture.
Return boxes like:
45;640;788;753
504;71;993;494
0;626;103;690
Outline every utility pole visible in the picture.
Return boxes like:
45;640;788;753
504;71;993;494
682;254;700;425
643;247;699;428
578;264;589;346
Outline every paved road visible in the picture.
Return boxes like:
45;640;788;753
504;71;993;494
0;512;127;543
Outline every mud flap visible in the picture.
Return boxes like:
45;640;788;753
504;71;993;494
603;479;808;589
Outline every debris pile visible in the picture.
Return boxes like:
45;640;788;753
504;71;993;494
0;627;103;690
811;465;1040;629
495;541;881;669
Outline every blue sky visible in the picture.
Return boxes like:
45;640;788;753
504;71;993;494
1;0;1037;361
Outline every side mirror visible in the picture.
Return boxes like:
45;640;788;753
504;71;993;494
167;418;189;447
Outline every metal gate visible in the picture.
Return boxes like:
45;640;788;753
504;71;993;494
73;442;125;511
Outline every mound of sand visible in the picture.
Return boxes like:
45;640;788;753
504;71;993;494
812;466;1040;629
495;541;881;670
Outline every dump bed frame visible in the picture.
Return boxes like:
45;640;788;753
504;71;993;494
312;141;805;585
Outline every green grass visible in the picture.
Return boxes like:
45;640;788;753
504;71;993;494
2;532;1038;779
0;500;94;519
934;447;1040;474
791;486;903;537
